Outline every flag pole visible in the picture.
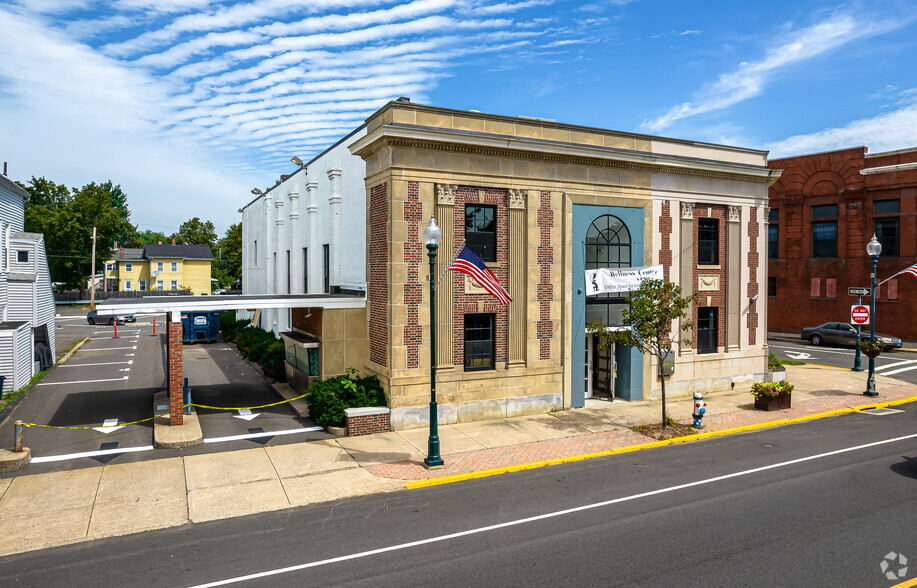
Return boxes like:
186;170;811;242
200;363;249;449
434;239;465;291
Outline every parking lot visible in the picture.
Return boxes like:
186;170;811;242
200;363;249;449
0;307;329;477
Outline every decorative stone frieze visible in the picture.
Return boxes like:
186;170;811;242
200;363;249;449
508;188;526;210
680;201;693;220
698;275;720;291
436;183;456;206
727;205;741;223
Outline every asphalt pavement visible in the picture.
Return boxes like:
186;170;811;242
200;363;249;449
2;402;916;587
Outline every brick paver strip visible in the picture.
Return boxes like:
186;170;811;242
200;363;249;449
366;384;917;482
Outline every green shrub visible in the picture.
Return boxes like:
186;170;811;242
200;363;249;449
220;311;286;382
307;368;386;428
768;353;782;370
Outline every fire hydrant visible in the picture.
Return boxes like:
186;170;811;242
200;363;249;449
692;391;706;428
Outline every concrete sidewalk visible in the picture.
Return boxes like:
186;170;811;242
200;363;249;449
0;363;914;557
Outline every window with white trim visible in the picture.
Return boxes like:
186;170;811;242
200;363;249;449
170;280;178;290
171;261;178;272
124;280;133;291
156;261;163;272
139;280;147;291
124;262;133;272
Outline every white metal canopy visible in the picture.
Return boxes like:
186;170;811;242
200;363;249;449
94;294;365;315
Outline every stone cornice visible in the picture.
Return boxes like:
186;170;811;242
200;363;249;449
350;125;780;184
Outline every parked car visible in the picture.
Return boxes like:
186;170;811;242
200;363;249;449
87;310;136;325
801;322;902;349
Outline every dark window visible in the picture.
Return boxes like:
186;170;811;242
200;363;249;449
465;204;496;262
16;250;28;263
811;204;838;218
322;244;330;293
464;314;494;371
286;250;291;294
874;200;899;214
302;247;308;292
253;241;257;266
768;276;777;297
768;225;778;258
875;219;899;257
698;218;719;265
768;208;779;222
697;307;718;354
812;222;837;257
585;215;631;326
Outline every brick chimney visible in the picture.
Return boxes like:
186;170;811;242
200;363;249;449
113;241;118;249
120;248;124;258
171;237;176;245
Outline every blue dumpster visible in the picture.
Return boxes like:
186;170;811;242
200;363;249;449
181;311;221;344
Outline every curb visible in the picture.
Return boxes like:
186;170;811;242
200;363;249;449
58;337;89;365
405;393;917;489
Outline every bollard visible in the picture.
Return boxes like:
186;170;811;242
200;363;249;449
152;317;156;336
14;421;23;452
113;322;118;338
183;377;191;415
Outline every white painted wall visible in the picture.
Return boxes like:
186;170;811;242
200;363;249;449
241;125;367;336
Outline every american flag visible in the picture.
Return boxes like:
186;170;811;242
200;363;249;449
882;262;917;285
447;245;512;304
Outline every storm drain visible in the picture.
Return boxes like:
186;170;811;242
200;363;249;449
861;408;905;415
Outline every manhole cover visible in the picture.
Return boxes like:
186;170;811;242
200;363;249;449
862;408;904;415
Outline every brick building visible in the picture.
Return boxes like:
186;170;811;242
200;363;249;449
767;146;917;337
243;101;779;429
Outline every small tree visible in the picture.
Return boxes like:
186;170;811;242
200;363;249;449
587;278;697;428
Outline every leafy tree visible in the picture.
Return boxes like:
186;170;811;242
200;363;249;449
172;217;217;247
137;229;169;244
587;278;697;428
213;222;242;288
20;177;136;296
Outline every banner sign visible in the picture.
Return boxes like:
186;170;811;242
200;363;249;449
585;265;663;296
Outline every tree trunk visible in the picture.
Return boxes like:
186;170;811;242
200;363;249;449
660;372;667;428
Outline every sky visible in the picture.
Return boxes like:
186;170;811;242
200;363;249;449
0;0;915;236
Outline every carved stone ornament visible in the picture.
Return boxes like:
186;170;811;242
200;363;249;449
727;205;741;223
436;184;457;206
465;274;488;295
697;275;720;291
764;207;771;223
680;201;694;220
509;189;526;210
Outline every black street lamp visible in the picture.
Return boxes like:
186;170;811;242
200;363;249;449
422;217;444;468
865;234;882;397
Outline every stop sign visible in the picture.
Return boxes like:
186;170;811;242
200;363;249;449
851;305;870;325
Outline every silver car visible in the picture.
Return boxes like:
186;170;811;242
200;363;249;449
801;322;901;349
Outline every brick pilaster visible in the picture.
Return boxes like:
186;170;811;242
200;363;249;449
168;320;184;425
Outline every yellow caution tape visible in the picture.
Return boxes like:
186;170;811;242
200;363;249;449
189;392;309;411
20;410;175;429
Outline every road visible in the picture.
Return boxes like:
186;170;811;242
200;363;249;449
769;334;917;385
2;403;916;587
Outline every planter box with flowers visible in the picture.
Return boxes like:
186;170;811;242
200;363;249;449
752;381;794;411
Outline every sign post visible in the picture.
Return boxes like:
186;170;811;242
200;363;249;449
852;297;864;372
851;304;870;325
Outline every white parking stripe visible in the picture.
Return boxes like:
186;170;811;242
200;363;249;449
60;361;132;367
189;431;917;588
81;346;137;351
38;376;128;386
203;426;323;444
30;445;154;463
767;343;853;356
878;364;917;376
876;359;917;372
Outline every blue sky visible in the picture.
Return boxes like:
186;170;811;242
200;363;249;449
0;0;915;235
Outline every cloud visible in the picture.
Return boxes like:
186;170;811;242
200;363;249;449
766;95;917;158
678;29;701;36
641;13;905;132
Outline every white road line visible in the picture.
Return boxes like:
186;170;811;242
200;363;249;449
203;426;323;444
60;361;132;367
30;445;154;463
80;346;137;351
768;343;853;356
878;364;917;376
190;430;917;588
38;376;128;386
876;359;917;371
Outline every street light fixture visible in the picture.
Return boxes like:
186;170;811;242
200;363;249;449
251;188;262;195
422;217;444;468
865;234;882;397
291;156;304;167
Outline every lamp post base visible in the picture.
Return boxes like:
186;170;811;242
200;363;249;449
424;457;445;469
864;374;878;397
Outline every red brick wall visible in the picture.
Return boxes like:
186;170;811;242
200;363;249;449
368;182;388;367
693;205;728;349
403;182;423;368
346;412;391;436
452;186;509;367
659;200;672;281
292;307;322;337
537;191;554;359
747;208;759;345
168;321;183;425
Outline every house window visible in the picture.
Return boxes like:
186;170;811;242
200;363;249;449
464;314;495;370
768;276;777;297
156;280;164;290
585;214;631;326
768;225;778;258
811;204;838;218
139;280;147;291
170;261;178;272
302;247;308;292
874;199;899;214
323;244;330;293
170;280;178;290
768;208;779;222
156;261;164;272
698;218;719;265
16;250;28;263
465;204;496;262
106;263;115;271
874;200;900;257
125;262;133;272
697;307;718;354
812;222;837;257
124;280;133;291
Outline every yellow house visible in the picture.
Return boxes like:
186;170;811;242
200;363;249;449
104;244;214;295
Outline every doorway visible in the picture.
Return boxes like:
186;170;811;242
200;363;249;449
585;334;615;399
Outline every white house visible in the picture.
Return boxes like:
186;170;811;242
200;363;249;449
0;173;56;394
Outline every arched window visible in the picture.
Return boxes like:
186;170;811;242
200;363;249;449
584;215;631;326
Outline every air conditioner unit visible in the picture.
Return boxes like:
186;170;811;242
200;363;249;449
152;271;159;277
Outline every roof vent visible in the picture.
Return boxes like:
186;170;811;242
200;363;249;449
396;96;411;103
280;174;291;181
